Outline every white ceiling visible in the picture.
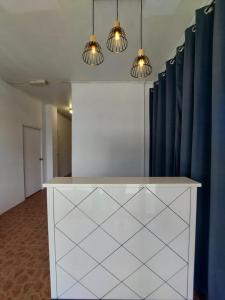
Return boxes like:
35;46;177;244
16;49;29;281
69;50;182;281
0;0;209;106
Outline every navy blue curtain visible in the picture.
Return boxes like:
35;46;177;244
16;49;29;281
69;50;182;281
191;7;214;296
149;1;225;298
165;59;176;176
208;0;225;298
155;73;166;176
180;26;196;177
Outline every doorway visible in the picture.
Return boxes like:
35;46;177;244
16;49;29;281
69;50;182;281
57;112;72;177
23;126;42;197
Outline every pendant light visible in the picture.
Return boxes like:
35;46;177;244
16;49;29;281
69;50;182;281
106;0;128;53
130;0;152;78
82;0;104;66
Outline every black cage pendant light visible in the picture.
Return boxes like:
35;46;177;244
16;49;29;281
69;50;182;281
131;0;152;78
82;0;104;66
106;0;128;53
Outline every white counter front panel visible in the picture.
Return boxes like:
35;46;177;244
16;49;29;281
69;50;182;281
46;180;199;300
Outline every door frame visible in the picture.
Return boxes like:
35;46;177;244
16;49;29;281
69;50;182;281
22;125;43;198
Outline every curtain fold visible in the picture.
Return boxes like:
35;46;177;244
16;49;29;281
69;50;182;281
174;46;184;175
155;73;166;176
191;7;214;296
150;83;159;176
208;0;225;299
165;59;176;176
180;26;196;177
149;88;154;176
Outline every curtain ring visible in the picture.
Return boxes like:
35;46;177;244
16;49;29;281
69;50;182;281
204;6;213;14
192;25;196;33
204;1;215;15
178;45;184;52
162;72;166;77
170;59;175;65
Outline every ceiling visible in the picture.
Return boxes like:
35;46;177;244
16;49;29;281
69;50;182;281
0;0;210;107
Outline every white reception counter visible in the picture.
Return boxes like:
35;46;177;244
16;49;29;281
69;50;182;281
44;177;201;300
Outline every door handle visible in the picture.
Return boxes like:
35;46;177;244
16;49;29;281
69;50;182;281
39;158;43;161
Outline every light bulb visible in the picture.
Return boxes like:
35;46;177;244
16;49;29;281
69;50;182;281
91;45;96;54
115;30;120;41
138;58;145;68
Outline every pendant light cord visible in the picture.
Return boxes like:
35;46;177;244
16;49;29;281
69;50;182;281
92;0;95;35
116;0;118;20
140;0;143;49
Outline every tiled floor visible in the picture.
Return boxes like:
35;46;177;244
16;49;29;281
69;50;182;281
0;190;204;300
0;190;50;300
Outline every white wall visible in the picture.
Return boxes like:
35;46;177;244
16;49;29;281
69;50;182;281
0;79;42;214
72;82;152;177
57;112;72;177
43;105;58;182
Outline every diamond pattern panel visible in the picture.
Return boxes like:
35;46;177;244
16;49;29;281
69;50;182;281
58;247;97;280
169;228;189;261
56;187;95;206
147;208;188;244
56;266;76;297
54;189;74;223
170;189;190;223
56;208;97;244
101;208;142;244
167;266;188;298
55;229;74;261
124;228;164;263
102;247;141;281
103;186;141;206
60;283;97;299
79;227;119;262
79;188;119;224
147;247;186;281
124;188;166;224
147;284;184;300
147;186;187;205
124;265;163;298
80;266;119;298
53;186;191;299
103;283;140;299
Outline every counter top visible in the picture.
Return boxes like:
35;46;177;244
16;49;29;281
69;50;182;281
43;176;201;188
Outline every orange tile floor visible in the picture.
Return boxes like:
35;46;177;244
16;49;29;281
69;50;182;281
0;190;204;300
0;190;50;300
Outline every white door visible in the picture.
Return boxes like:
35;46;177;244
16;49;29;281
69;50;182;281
23;126;42;197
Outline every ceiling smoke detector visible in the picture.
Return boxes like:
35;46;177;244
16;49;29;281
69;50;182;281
29;80;49;86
